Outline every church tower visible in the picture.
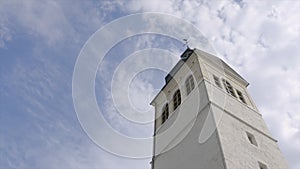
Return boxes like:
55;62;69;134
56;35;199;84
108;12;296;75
150;48;289;169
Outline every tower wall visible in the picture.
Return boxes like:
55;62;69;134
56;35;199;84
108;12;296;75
153;98;226;169
151;49;290;169
214;105;290;169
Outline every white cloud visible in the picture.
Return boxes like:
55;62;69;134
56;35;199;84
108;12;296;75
0;1;68;45
108;0;300;168
96;42;179;137
1;0;299;168
0;23;11;48
0;0;105;47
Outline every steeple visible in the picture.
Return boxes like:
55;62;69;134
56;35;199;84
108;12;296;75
150;48;289;169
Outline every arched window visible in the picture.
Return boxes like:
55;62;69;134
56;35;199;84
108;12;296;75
185;75;195;95
173;90;181;110
161;103;169;124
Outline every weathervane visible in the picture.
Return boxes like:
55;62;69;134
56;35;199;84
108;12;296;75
183;38;190;49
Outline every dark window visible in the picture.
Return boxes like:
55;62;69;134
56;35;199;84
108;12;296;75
185;75;195;95
222;79;236;97
236;90;246;104
246;131;258;146
161;103;169;125
213;75;222;88
258;161;268;169
173;90;181;110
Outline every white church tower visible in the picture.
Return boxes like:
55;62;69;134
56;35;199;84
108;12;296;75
150;48;289;169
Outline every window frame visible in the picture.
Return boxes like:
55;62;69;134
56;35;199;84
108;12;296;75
161;103;169;125
236;89;246;104
185;75;195;95
246;131;258;146
222;79;237;98
213;75;222;89
258;161;268;169
173;89;181;111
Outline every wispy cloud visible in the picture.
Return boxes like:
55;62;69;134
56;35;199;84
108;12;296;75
0;0;107;48
1;0;299;169
100;0;300;168
95;35;180;139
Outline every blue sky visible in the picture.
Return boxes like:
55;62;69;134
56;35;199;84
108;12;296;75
1;0;299;169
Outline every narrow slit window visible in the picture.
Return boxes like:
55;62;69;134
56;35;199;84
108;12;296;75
222;79;236;97
236;90;246;104
213;75;222;89
258;161;268;169
161;103;169;125
173;90;181;111
246;131;258;146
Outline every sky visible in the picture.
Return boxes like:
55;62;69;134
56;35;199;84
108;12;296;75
0;0;299;169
